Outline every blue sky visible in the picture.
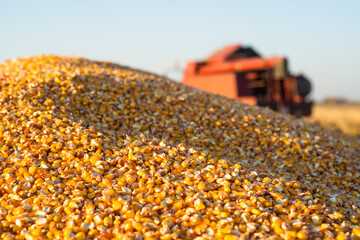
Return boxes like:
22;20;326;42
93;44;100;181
1;1;359;101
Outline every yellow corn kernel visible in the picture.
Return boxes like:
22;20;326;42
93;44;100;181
104;216;113;227
297;230;308;240
224;235;237;240
133;221;143;231
353;227;360;237
75;232;86;240
194;198;206;211
29;165;38;175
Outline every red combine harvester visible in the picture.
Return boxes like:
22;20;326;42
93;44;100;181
182;44;312;117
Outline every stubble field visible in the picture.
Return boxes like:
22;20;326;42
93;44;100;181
305;103;360;137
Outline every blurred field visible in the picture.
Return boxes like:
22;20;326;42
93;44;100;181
305;103;360;136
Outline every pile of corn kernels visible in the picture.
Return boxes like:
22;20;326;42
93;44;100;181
0;56;359;240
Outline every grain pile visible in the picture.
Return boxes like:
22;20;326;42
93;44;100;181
0;56;359;240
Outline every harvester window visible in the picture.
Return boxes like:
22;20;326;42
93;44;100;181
236;73;253;96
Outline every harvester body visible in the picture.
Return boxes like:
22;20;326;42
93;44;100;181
182;44;312;116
